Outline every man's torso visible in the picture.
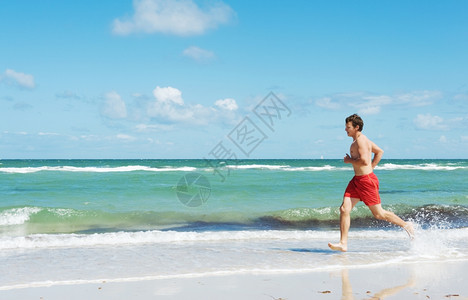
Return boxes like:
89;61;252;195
349;134;373;176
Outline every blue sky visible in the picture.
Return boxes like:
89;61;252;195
1;0;467;159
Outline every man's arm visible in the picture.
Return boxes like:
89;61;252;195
371;141;384;169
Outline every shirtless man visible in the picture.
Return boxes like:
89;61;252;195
328;114;414;252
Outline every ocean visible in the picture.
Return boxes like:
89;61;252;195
0;159;467;290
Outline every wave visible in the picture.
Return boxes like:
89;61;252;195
258;205;468;230
212;161;467;171
377;163;467;171
0;164;344;173
226;164;291;170
1;204;467;234
226;164;343;171
0;207;42;226
1;226;468;250
0;165;196;174
1;160;466;174
0;229;331;250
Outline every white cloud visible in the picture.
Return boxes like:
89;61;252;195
215;98;238;111
414;113;448;130
135;123;174;132
76;135;99;142
112;0;235;36
362;95;393;106
315;97;340;110
116;134;136;141
346;95;387;115
396;90;441;106
148;86;195;122
439;135;447;143
152;86;184;105
352;95;391;115
3;131;28;135
38;132;60;136
146;86;238;125
316;90;440;115
183;46;215;62
96;86;241;127
356;105;381;115
1;69;35;89
101;91;127;119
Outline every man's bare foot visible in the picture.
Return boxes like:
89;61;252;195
404;222;415;240
328;242;347;252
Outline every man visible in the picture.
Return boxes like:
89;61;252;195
328;114;414;252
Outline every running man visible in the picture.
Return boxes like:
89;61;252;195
328;114;414;252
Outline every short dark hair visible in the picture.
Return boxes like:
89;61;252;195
346;114;364;132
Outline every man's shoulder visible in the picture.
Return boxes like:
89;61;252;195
356;134;374;148
356;134;370;143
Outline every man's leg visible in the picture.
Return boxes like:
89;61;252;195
368;204;414;238
328;196;360;252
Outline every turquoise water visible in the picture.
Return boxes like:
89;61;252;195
1;159;467;289
1;159;467;234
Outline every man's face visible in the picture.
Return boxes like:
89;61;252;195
345;122;359;137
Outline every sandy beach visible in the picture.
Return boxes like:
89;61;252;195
1;260;466;300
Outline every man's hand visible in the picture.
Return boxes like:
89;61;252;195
371;142;384;169
344;154;352;164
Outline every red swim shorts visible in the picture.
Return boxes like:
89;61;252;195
344;172;381;206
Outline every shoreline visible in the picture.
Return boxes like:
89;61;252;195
1;261;467;300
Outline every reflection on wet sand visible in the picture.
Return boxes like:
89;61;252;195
340;268;415;300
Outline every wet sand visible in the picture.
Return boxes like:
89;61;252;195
1;260;466;299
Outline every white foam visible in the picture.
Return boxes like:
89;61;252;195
0;207;42;226
409;227;468;259
1;228;467;291
0;165;196;173
0;230;324;249
377;163;466;171
284;165;345;171
225;164;346;171
1;228;449;250
226;164;291;170
2;163;463;174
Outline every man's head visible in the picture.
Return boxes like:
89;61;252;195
345;114;364;132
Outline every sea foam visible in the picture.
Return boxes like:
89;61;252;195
378;163;466;171
5;228;467;250
0;165;196;173
0;207;41;226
